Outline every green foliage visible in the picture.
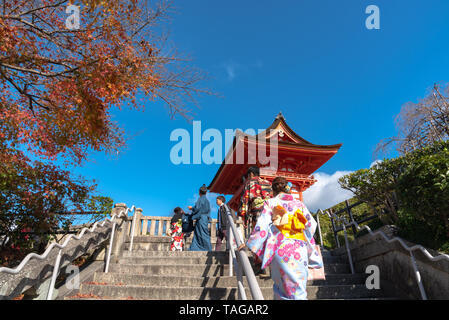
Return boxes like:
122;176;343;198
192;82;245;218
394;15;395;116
0;152;97;267
338;141;449;253
339;159;405;225
87;195;114;223
395;144;449;250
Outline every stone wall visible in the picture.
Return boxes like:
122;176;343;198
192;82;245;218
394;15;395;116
333;226;449;300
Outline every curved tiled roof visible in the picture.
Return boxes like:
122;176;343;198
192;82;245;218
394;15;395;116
208;112;342;193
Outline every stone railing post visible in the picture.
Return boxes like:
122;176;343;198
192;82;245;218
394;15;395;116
134;208;143;236
210;219;217;241
141;217;148;235
157;217;163;236
111;203;128;263
149;217;156;235
165;219;171;236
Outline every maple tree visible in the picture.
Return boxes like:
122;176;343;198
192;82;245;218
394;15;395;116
1;0;205;165
0;0;206;264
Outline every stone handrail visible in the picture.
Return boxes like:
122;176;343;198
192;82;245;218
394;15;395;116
0;204;133;299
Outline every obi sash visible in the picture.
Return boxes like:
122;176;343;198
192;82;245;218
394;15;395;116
272;205;307;241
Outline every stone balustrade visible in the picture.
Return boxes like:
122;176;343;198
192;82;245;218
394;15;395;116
125;209;244;240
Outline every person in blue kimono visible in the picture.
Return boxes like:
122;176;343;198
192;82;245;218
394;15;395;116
245;177;323;300
188;184;212;251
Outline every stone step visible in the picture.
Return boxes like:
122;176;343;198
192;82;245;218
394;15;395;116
77;283;386;300
93;273;368;287
322;251;346;261
128;237;342;256
322;255;347;264
118;256;346;266
108;263;228;276
126;236;217;244
122;251;228;258
108;263;350;276
121;250;346;263
124;243;224;251
118;256;229;265
330;247;351;257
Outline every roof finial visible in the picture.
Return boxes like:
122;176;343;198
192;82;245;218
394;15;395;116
276;111;285;120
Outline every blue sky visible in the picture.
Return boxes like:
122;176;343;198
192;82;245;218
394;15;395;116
69;0;449;219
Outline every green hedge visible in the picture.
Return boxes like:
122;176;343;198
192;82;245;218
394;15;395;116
338;141;449;253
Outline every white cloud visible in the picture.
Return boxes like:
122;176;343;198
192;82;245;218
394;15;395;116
225;64;236;81
303;171;354;212
221;59;263;81
221;61;238;81
370;159;382;168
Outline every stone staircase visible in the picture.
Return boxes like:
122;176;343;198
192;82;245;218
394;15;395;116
65;236;396;300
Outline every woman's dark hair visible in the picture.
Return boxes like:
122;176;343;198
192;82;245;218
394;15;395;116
272;177;289;196
216;195;226;203
199;184;208;195
246;166;260;177
174;207;184;215
171;207;184;224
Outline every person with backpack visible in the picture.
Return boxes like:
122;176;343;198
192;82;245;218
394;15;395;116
168;207;185;251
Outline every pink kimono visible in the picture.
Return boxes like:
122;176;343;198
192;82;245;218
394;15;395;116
246;193;323;300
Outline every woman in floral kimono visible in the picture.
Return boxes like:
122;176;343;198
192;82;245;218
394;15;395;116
169;207;185;251
246;177;323;300
188;184;212;251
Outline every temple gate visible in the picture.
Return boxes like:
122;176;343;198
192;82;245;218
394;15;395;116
208;112;342;211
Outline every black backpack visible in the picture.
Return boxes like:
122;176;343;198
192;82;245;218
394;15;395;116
182;213;194;233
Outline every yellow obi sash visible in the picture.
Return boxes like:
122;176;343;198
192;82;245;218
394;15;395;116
272;205;307;241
